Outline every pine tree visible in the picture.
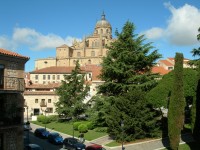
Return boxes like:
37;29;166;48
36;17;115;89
99;21;161;96
96;21;162;141
106;89;160;142
168;53;185;150
55;60;90;119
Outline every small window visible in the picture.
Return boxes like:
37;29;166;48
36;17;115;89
35;75;38;80
57;75;60;80
53;75;55;80
43;81;46;84
35;99;38;103
43;75;46;80
91;51;95;57
48;75;50;80
101;29;103;34
77;52;81;57
48;99;51;103
46;107;53;113
88;60;91;64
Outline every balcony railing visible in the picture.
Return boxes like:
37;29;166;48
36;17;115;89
0;76;24;92
40;102;47;107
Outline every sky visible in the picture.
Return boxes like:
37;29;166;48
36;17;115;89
0;0;200;72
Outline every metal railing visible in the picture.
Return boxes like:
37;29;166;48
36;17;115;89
0;76;24;92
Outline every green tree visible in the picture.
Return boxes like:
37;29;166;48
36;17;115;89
96;21;162;141
147;68;197;108
191;27;200;57
189;27;200;66
98;21;161;96
168;53;185;150
191;61;200;141
55;60;90;119
86;95;110;127
106;89;160;142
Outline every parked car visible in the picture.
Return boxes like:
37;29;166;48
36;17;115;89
24;144;43;150
86;144;106;150
61;137;86;150
48;132;63;145
34;128;49;138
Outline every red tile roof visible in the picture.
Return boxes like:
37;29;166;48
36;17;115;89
26;83;60;89
31;66;86;74
151;66;171;75
0;48;29;59
159;60;174;66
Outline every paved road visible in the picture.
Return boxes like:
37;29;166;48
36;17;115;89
29;123;194;150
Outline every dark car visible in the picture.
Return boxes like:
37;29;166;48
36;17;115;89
48;132;63;145
24;144;43;150
34;128;50;139
86;144;106;150
62;137;86;150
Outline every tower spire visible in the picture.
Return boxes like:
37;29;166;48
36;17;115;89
101;11;105;20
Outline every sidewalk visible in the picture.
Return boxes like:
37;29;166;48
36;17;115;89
30;123;194;150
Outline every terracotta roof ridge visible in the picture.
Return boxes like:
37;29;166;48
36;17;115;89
0;48;29;59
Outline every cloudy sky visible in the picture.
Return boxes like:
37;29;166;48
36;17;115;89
0;0;199;71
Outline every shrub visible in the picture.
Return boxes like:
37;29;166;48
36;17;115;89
78;124;88;133
73;122;82;131
48;115;58;122
37;115;45;122
86;122;95;130
37;115;51;124
94;127;107;132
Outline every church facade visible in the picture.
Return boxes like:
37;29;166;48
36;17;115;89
35;12;114;70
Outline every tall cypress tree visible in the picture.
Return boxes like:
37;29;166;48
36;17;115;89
191;60;200;141
55;60;90;119
168;53;185;150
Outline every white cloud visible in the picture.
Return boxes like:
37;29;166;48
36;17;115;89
142;27;164;40
142;3;200;46
0;27;81;51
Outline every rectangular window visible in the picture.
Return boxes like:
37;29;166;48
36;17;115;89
35;99;38;103
43;75;46;80
77;52;81;57
46;107;53;113
53;75;55;80
48;75;50;80
57;75;60;80
48;99;51;103
35;75;38;80
91;51;95;57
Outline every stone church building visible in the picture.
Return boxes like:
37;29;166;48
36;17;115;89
35;12;114;70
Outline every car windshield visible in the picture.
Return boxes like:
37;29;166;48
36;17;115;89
70;138;79;144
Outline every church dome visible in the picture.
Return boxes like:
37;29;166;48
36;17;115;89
95;12;111;29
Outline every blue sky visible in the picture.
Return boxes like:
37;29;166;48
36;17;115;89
0;0;199;72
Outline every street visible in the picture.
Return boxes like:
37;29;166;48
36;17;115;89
25;130;63;150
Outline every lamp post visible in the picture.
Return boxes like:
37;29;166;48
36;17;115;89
121;121;125;150
44;109;47;130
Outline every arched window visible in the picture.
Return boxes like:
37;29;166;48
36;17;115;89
77;52;81;57
101;29;103;34
106;29;109;33
91;51;95;57
88;59;91;64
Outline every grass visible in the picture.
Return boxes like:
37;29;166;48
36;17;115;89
31;121;107;141
105;141;121;147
